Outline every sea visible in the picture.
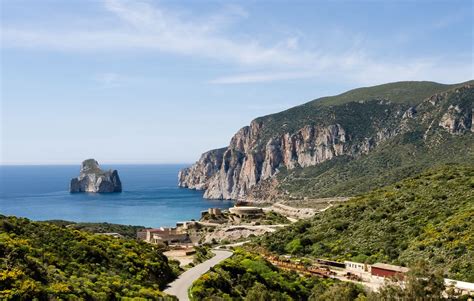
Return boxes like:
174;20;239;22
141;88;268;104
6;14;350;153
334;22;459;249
0;164;233;227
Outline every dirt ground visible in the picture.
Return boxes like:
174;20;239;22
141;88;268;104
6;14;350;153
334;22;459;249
164;249;194;267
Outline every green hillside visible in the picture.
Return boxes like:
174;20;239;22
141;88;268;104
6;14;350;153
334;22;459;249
180;80;473;202
0;216;179;300
254;80;472;139
278;132;473;198
45;220;145;239
189;248;364;301
256;81;474;199
259;164;474;282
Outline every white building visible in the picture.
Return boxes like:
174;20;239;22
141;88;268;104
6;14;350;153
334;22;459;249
344;260;371;273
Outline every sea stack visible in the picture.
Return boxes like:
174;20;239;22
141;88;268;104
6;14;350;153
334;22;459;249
70;159;122;193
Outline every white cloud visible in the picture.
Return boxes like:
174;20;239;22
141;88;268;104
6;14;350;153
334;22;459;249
2;0;306;66
1;0;472;86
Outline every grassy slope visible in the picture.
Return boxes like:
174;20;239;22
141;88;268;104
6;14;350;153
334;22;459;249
0;216;179;300
260;165;474;282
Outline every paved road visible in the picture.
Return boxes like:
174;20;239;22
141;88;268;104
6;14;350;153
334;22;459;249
164;250;233;301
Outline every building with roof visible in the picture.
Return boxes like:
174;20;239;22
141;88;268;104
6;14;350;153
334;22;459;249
371;263;409;278
344;261;371;273
444;279;474;295
137;227;189;245
229;206;263;217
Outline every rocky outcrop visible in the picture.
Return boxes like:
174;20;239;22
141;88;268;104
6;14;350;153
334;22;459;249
178;148;227;190
179;82;473;200
70;159;122;193
179;122;357;200
439;104;472;134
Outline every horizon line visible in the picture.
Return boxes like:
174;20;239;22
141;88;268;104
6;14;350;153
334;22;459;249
0;162;194;166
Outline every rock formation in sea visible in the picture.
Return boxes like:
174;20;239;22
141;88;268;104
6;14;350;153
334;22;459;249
70;159;122;193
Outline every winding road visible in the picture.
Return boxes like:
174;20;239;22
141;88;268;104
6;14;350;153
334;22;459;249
164;249;233;301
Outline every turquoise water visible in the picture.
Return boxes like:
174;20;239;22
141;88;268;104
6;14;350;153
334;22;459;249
0;164;232;227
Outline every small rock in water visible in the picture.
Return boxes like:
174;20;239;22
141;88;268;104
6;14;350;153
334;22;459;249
70;159;122;193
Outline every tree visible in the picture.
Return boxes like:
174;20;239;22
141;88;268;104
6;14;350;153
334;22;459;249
309;282;365;301
245;282;272;301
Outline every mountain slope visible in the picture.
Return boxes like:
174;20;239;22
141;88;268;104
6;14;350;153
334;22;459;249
0;216;179;299
179;80;473;201
259;164;474;282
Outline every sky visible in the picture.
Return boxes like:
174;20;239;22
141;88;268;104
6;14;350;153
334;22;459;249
1;0;473;165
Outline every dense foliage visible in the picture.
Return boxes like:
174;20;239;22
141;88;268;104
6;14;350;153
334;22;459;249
191;250;469;300
45;220;145;239
192;246;214;265
0;216;179;300
271;82;474;199
261;165;474;281
189;248;360;300
278;132;473;198
254;81;472;142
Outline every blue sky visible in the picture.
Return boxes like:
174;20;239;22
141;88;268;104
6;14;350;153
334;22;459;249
1;0;472;164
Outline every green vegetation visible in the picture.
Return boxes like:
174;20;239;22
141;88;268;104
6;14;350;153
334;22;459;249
190;248;348;300
278;133;473;198
190;249;458;300
237;211;290;225
261;211;291;225
193;246;214;265
260;165;474;281
255;80;472;140
266;81;474;199
0;216;180;300
45;220;145;239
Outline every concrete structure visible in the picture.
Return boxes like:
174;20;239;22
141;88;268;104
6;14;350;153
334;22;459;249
201;208;223;218
136;230;147;240
229;206;263;217
345;261;371;273
138;227;189;245
208;208;221;215
444;279;474;295
371;263;409;278
176;221;198;230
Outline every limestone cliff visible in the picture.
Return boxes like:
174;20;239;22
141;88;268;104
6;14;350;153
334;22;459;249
70;159;122;193
179;81;473;200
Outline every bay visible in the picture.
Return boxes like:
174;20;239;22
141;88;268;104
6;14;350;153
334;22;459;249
0;164;233;227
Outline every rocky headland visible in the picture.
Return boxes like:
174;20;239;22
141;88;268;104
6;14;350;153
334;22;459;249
179;81;474;201
70;159;122;193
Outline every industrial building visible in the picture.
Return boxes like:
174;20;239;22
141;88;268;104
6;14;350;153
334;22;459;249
370;262;409;278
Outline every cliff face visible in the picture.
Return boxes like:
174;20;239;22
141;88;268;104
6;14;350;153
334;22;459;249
201;122;356;199
179;82;473;200
70;159;122;193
